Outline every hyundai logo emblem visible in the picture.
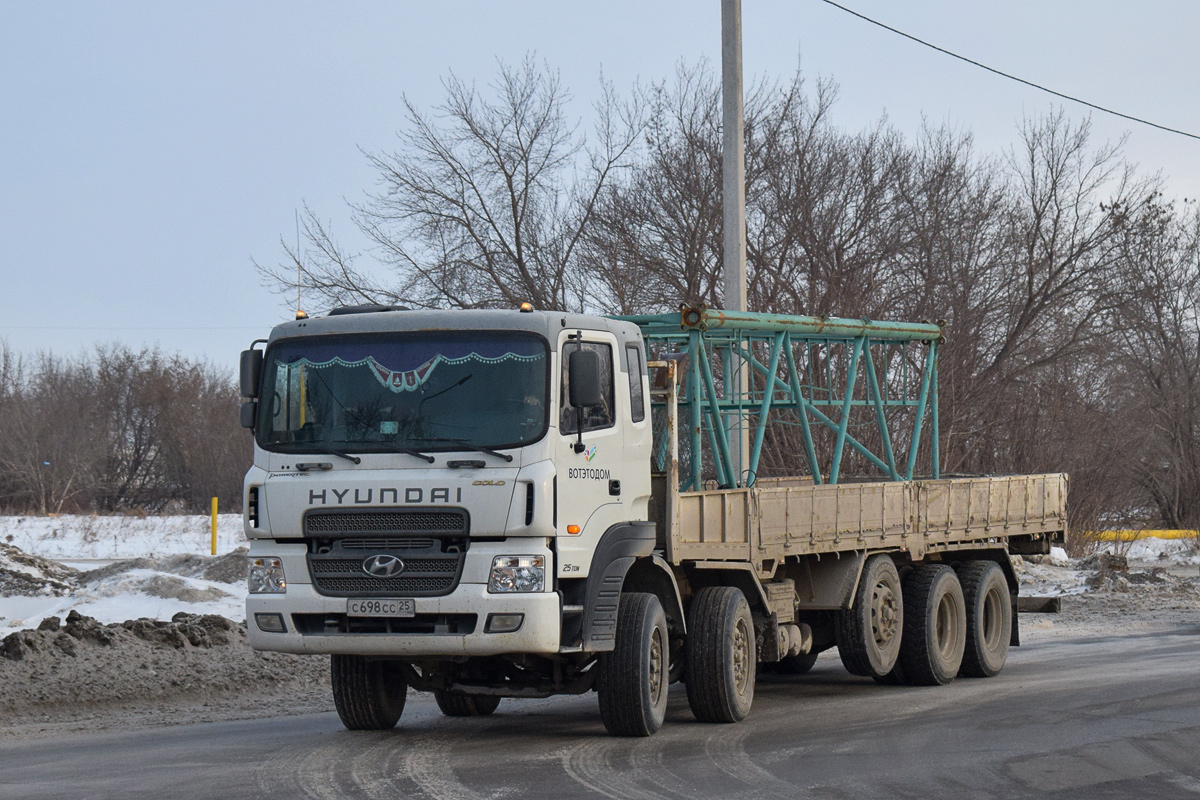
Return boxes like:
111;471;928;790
362;554;405;578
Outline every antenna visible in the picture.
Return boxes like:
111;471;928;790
295;209;306;320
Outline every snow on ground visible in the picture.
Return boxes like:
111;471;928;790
0;514;250;631
1110;535;1200;564
0;513;246;561
1012;548;1092;597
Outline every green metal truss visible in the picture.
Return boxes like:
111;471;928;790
614;307;942;491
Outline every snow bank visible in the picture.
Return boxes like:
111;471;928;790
0;514;246;561
1100;535;1200;564
0;515;251;631
2;567;246;632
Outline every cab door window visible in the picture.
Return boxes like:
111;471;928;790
626;345;645;423
561;342;614;434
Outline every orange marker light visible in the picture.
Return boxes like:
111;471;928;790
519;302;533;313
567;524;581;535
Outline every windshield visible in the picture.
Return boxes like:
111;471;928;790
256;331;549;454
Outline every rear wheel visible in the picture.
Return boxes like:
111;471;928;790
836;554;903;678
957;561;1012;677
685;586;756;723
331;655;407;730
434;690;502;717
898;565;966;685
596;592;669;737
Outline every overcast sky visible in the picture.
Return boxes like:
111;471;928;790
2;1;1197;374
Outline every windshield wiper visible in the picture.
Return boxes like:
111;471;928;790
413;437;514;462
417;374;473;416
387;445;435;464
307;445;361;465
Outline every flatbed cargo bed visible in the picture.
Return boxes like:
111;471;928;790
657;473;1067;563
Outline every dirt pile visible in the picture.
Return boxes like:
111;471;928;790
0;611;329;728
1076;551;1197;594
0;543;79;597
78;547;249;585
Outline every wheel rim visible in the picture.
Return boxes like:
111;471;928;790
935;592;960;660
732;618;751;694
648;626;665;705
982;585;1004;651
870;579;900;651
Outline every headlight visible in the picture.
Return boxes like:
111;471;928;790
247;557;286;593
488;555;545;593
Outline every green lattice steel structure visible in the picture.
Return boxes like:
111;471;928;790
614;307;942;491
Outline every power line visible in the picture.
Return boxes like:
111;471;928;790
818;0;1200;142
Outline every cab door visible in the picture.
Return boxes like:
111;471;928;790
554;330;627;578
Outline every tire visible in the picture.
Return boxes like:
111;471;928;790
596;592;670;737
897;564;967;686
776;650;819;675
836;554;903;677
685;586;756;723
331;655;407;730
956;561;1012;678
434;690;502;717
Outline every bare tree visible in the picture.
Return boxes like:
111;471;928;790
580;62;724;312
1109;197;1200;528
261;58;645;312
0;349;104;514
0;345;249;514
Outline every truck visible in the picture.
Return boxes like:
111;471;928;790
239;303;1066;736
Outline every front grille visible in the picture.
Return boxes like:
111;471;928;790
304;509;468;536
303;507;469;597
306;539;466;598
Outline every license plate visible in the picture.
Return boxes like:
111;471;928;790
346;598;416;617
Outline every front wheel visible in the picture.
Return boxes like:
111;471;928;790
685;586;756;723
331;655;407;730
596;592;670;737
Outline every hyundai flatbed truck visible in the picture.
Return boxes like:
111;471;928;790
239;304;1066;736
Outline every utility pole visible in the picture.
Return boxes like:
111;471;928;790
722;0;747;312
722;0;750;484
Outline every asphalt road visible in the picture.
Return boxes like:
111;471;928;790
4;627;1200;800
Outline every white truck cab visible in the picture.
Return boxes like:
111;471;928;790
241;306;657;695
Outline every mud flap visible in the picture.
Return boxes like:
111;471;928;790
580;522;657;651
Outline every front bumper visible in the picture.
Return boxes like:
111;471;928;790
247;578;562;657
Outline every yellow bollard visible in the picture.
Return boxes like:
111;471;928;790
211;497;218;555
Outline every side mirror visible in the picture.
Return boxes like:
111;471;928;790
240;349;263;398
238;400;258;431
568;349;603;408
240;400;258;430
